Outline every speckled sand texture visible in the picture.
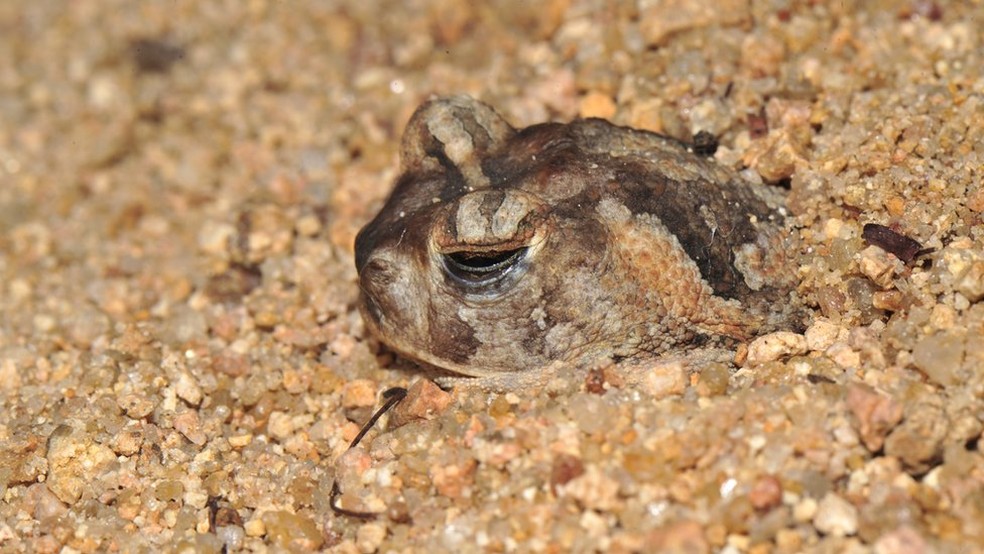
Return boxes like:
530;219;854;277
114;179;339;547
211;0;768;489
1;1;983;552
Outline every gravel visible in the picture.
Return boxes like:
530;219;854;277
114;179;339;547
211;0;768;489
1;0;982;552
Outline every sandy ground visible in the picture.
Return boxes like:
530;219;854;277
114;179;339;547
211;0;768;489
1;0;983;552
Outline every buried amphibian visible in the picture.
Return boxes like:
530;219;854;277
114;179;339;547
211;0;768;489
355;96;801;387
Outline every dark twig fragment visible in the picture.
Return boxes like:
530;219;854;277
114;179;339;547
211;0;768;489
329;387;408;520
862;223;932;263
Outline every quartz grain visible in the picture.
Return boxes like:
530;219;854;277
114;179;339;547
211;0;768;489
2;0;982;551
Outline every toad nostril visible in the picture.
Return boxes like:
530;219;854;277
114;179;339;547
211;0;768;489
361;257;397;287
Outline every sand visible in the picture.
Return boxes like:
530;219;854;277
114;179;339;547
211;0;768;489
1;0;982;552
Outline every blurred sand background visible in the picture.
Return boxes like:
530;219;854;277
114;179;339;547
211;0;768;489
1;1;983;552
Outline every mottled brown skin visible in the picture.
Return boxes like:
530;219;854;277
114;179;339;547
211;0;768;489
355;96;800;384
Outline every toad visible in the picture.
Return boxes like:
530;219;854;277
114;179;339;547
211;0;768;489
355;96;801;388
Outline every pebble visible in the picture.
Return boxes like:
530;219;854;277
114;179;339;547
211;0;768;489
174;372;203;406
813;493;859;537
243;517;265;538
748;475;783;511
578;509;610;538
110;426;144;456
356;522;387;554
228;433;253;448
638;359;688;399
261;510;324;550
744;332;807;366
646;521;710;553
4;1;984;551
389;379;452;428
266;411;294;440
579;91;616;119
826;342;861;369
198;221;236;257
550;454;586;492
872;526;929;554
744;127;808;182
216;525;247;551
159;305;208;347
858;245;903;289
872;290;904;311
342;379;379;409
793;497;818;523
911;330;967;387
430;457;477;499
884;399;948;473
173;410;208;446
21;483;68;521
804;319;843;352
846;383;903;452
558;466;621;511
940;243;984;302
639;0;749;46
45;425;117;505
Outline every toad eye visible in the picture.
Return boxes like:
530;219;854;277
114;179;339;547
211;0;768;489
442;246;529;288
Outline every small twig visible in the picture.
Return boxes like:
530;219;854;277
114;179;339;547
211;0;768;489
329;387;408;519
207;495;220;532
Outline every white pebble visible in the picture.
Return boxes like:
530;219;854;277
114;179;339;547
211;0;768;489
813;492;858;536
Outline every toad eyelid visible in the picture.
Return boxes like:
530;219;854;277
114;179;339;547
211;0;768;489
440;246;529;290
